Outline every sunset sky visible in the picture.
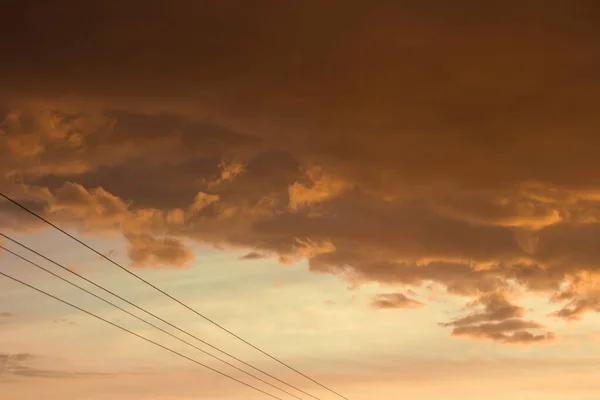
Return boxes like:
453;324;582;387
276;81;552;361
2;1;600;399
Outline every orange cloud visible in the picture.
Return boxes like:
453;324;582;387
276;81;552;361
239;251;267;260
371;293;424;310
189;192;220;212
442;292;555;344
205;160;246;188
125;233;194;269
549;272;600;320
278;255;294;265
2;1;600;344
288;166;349;210
449;320;556;344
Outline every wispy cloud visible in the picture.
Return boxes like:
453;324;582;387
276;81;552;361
441;292;556;344
371;293;424;310
239;251;267;261
0;353;117;381
0;312;16;326
53;318;77;326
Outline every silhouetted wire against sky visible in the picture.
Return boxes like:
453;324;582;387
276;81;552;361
0;243;308;400
0;269;286;400
0;192;348;400
0;232;320;400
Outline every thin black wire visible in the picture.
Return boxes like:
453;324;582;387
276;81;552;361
0;232;319;400
0;270;284;400
0;191;348;400
0;244;304;400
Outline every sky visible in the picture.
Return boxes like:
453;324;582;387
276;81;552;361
1;1;600;399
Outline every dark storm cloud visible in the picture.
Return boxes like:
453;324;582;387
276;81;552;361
1;0;600;342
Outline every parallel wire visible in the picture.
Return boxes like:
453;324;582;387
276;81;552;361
0;244;304;400
0;232;318;400
0;269;285;400
1;191;348;400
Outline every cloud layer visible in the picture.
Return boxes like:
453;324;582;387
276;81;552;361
2;1;600;344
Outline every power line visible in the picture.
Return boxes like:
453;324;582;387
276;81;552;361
0;233;319;400
0;269;285;400
0;244;305;400
0;191;348;400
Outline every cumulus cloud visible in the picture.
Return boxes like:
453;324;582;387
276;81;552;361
371;293;424;310
442;292;555;344
1;1;600;344
125;233;194;269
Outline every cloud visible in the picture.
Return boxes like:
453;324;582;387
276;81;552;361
445;292;525;326
449;320;556;344
239;251;267;261
288;166;350;210
278;255;294;265
205;160;246;188
430;189;564;230
371;293;424;310
442;292;555;344
0;353;114;380
549;272;600;320
125;233;194;269
190;192;220;212
2;1;600;344
0;181;51;232
53;318;77;326
45;182;131;232
1;353;35;365
0;312;16;326
550;298;600;321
